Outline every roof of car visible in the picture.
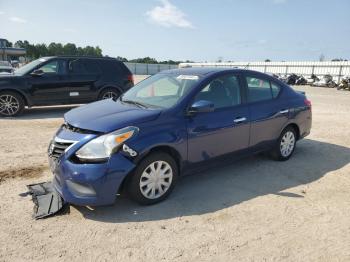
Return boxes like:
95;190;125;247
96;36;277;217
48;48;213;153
43;56;120;60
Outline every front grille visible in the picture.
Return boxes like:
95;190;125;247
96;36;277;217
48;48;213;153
62;122;101;135
48;139;75;160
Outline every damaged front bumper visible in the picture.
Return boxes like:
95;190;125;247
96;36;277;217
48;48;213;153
27;182;66;219
51;152;135;206
48;127;136;206
27;128;137;218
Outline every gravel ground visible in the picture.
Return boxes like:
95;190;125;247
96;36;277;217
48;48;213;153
0;77;350;262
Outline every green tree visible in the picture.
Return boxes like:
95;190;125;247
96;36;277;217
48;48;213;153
130;57;158;64
94;46;102;56
116;56;128;62
5;40;13;47
48;43;64;56
63;43;77;55
13;40;105;59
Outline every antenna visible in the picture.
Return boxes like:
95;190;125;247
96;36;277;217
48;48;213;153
244;63;250;69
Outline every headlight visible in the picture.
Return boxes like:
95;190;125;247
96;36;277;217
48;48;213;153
75;126;139;162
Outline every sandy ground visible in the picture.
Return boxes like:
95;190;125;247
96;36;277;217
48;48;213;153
0;77;350;262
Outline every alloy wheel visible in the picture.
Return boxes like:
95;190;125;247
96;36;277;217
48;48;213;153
139;160;173;200
0;94;20;116
102;91;118;100
280;131;295;157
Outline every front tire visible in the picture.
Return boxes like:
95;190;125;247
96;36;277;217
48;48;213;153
127;152;178;205
0;91;25;117
270;127;297;161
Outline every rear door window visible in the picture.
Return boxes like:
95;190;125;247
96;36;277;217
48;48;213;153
271;82;281;98
99;60;122;76
69;59;87;74
82;59;102;74
246;76;280;102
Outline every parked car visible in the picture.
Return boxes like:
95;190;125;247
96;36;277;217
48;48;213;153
0;61;14;74
0;56;133;117
46;68;312;206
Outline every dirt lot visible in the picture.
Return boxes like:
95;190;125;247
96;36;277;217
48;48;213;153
1;78;350;262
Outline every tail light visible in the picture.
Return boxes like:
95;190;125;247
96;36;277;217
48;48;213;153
127;74;134;85
304;98;312;107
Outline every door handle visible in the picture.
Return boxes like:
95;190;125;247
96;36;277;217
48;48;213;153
234;117;247;124
279;109;289;114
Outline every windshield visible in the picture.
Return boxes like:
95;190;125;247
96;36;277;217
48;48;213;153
121;73;201;109
14;58;48;76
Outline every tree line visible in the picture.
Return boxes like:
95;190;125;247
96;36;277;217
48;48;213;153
116;56;193;65
10;40;102;59
5;40;191;65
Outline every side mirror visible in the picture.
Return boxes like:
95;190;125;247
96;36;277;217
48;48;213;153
188;100;214;115
30;69;44;76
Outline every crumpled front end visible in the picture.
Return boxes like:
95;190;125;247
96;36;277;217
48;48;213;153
48;125;136;206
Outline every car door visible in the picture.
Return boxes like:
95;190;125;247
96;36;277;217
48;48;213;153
244;73;290;149
187;73;250;163
29;59;69;104
66;58;100;103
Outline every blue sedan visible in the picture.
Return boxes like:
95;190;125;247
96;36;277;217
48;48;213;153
48;68;312;206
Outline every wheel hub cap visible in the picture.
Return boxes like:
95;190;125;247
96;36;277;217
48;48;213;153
139;160;173;199
102;91;118;100
280;131;295;157
0;95;20;116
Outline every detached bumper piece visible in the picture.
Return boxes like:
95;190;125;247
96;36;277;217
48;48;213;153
27;182;67;219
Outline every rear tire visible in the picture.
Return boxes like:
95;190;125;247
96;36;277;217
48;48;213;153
127;152;178;205
0;91;25;117
98;88;120;101
270;126;297;161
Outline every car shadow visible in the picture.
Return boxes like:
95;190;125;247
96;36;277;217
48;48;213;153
15;105;79;120
76;139;350;223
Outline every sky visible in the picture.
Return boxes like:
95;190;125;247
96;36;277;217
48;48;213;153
0;0;349;62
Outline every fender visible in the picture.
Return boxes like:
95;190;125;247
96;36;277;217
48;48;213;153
126;127;187;166
0;87;34;107
116;131;186;193
279;120;300;138
133;133;187;163
280;103;311;139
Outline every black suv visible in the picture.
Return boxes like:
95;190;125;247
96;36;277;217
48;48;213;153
0;56;134;116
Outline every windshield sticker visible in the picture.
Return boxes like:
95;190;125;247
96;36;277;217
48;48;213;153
176;75;199;80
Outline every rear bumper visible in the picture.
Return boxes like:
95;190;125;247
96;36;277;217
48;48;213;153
49;128;136;206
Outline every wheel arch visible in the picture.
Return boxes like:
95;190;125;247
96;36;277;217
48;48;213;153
283;122;300;140
117;144;183;194
0;88;31;106
98;85;123;99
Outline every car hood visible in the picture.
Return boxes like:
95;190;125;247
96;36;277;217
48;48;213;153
64;99;162;133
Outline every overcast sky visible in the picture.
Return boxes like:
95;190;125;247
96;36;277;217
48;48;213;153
1;0;349;61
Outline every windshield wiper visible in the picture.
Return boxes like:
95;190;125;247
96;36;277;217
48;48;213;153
121;99;148;109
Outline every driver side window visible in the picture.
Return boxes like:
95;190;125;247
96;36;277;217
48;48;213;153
194;75;241;109
38;60;59;74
